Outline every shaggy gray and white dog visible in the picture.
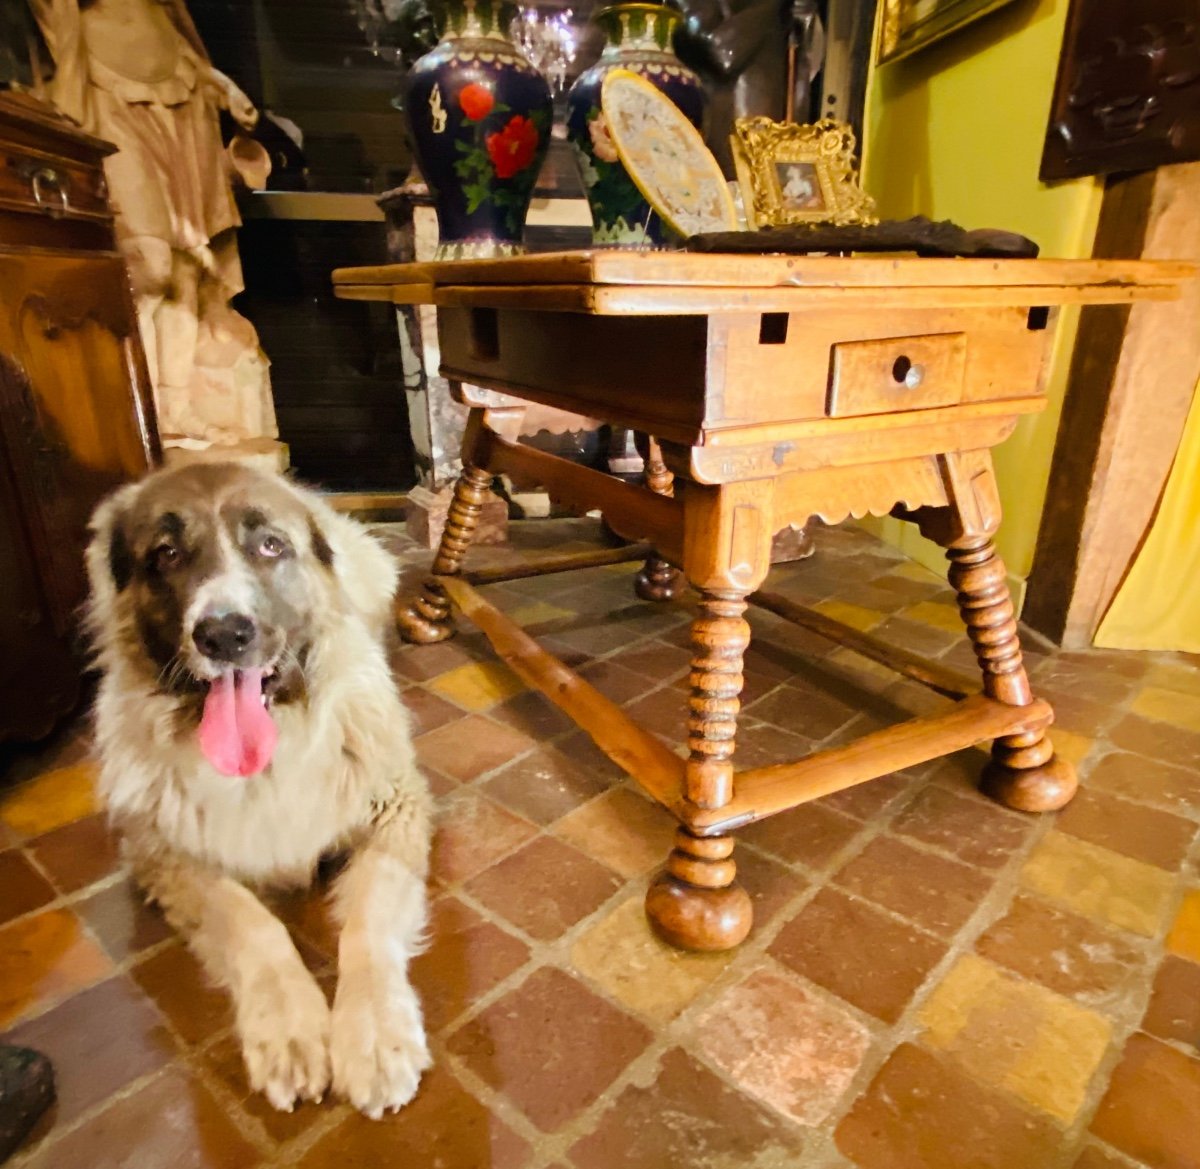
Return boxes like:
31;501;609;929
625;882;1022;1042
85;461;431;1117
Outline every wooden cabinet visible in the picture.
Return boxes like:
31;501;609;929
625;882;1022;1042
0;92;159;744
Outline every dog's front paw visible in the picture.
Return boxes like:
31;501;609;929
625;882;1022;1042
330;976;431;1119
239;966;331;1112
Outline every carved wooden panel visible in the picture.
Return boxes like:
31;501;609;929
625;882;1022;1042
0;252;155;636
1041;0;1200;180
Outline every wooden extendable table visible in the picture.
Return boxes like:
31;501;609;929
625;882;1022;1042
333;250;1194;952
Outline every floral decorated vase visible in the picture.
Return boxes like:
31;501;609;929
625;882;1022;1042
405;0;552;259
566;3;706;246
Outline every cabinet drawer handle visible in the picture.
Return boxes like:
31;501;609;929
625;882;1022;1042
31;168;70;216
892;355;925;389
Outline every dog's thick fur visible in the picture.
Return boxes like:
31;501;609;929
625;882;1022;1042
85;461;432;1117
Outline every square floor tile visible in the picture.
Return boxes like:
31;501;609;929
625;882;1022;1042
569;1047;807;1168
130;944;233;1046
740;803;863;871
410;896;530;1032
1056;788;1197;870
0;908;113;1028
0;851;55;925
691;967;871;1125
430;790;538;888
890;786;1034;870
552;787;676;878
0;763;97;838
447;966;651;1132
770;888;946;1024
27;813;121;893
1;975;175;1128
1090;1032;1200;1169
1109;714;1200;772
1141;955;1200;1048
1086;751;1200;819
481;745;614;826
463;835;621;941
916;953;1111;1123
974;895;1147;1010
833;835;994;937
570;895;732;1024
1020;833;1175;938
428;659;526;712
297;1066;527;1169
836;1043;1062;1169
19;1065;261;1169
414;714;536;783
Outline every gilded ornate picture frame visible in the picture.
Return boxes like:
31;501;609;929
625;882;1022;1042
730;117;877;230
876;0;1021;65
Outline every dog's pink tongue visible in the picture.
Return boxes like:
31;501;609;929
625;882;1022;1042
198;669;277;777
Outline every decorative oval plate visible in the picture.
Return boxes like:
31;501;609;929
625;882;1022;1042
600;68;738;239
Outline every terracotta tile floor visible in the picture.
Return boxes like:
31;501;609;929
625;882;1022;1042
2;517;1200;1169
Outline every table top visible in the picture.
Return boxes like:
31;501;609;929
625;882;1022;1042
332;250;1197;315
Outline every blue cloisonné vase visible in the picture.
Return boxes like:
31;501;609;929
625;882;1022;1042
566;3;706;247
405;0;552;259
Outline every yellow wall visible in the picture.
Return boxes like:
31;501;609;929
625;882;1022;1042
860;0;1103;597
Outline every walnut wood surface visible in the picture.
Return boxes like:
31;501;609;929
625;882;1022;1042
0;94;156;743
439;575;687;813
690;695;1054;834
634;436;683;602
334;251;1193;293
367;249;1185;947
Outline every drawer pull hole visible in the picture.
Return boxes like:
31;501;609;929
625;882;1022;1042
759;313;789;345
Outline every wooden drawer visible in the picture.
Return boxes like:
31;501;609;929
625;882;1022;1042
0;144;112;223
826;332;967;417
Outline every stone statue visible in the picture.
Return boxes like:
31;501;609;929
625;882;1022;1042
675;0;826;176
28;0;278;451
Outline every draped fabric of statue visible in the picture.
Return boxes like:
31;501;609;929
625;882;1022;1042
29;0;277;448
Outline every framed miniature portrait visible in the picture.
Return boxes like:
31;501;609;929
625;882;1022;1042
730;117;877;229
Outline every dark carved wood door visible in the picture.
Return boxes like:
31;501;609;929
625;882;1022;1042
1042;0;1200;180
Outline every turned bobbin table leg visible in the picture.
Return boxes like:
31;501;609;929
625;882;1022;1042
397;459;494;644
945;535;1076;811
634;436;683;603
901;451;1076;813
645;590;753;950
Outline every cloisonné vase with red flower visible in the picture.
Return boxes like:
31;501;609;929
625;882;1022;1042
405;0;552;259
566;3;706;246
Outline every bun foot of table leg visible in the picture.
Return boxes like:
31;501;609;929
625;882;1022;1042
635;558;683;603
396;596;455;644
981;754;1077;812
645;871;753;952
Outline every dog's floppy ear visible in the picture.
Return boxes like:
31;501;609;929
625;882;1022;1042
86;481;141;600
301;493;399;631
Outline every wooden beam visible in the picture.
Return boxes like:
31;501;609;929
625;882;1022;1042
748;589;977;699
690;695;1053;834
1025;162;1200;646
463;543;650;585
475;427;684;561
438;576;687;813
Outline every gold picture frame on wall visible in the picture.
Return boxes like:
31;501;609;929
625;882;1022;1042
730;117;877;230
877;0;1022;65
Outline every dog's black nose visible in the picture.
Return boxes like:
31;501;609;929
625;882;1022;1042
193;614;257;662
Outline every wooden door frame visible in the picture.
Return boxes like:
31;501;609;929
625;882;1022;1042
1024;162;1200;647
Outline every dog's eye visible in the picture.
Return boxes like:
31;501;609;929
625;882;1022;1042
151;543;179;572
258;534;288;558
